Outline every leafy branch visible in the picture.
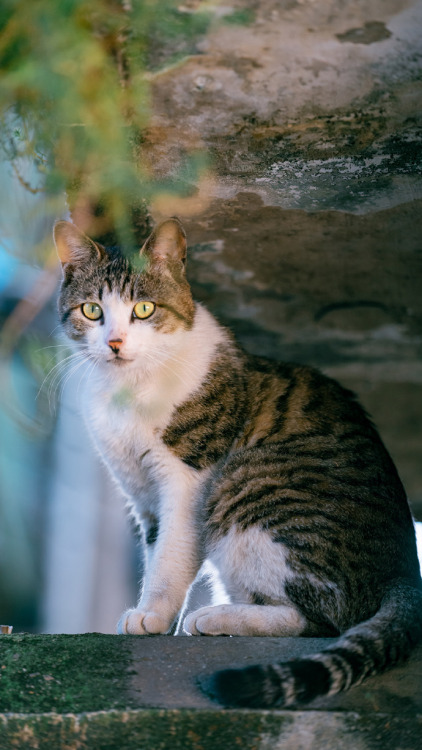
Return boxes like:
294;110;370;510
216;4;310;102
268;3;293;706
0;0;213;251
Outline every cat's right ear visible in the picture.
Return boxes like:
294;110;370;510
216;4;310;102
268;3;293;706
53;221;104;267
140;218;187;267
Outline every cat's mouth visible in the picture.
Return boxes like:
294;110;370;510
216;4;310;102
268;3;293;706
107;355;133;365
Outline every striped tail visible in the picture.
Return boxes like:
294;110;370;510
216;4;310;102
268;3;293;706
200;580;422;708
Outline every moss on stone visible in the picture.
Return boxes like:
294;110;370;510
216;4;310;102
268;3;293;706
0;709;421;750
0;708;291;750
0;634;136;713
223;9;256;26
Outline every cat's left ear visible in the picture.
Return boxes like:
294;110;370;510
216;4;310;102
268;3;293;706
53;220;104;267
141;218;187;267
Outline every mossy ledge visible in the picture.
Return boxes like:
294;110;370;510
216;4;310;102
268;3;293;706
0;634;136;714
0;635;421;749
0;709;421;750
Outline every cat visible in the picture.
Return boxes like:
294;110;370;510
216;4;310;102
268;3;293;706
53;216;422;708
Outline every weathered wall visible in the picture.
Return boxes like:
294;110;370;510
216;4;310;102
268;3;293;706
141;0;422;517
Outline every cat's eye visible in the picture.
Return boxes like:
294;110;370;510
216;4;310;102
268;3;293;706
133;301;155;320
82;302;103;320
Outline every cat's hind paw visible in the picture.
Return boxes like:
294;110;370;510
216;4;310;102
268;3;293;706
117;609;170;635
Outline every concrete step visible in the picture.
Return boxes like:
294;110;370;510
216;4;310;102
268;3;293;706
0;634;421;749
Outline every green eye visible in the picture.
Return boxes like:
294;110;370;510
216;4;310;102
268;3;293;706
82;302;103;320
133;301;155;320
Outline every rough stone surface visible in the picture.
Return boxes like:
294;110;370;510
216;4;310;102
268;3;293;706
128;636;422;715
0;634;421;749
139;0;422;518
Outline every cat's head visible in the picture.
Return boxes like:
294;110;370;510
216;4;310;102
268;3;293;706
54;218;195;376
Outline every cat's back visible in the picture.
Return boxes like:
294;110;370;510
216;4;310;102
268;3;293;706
238;354;410;517
205;354;420;603
241;354;395;460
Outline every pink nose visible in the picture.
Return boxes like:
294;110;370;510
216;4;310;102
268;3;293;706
108;338;123;354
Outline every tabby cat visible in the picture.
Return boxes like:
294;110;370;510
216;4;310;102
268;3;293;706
54;217;422;708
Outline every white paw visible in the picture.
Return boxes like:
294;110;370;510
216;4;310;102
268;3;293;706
184;605;235;636
117;609;170;635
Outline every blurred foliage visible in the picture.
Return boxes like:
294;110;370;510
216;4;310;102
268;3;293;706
145;1;211;71
0;0;215;252
0;0;219;432
222;7;255;26
0;3;217;630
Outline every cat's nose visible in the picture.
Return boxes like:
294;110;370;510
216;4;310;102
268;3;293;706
108;338;123;354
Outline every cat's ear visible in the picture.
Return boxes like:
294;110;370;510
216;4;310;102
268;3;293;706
53;220;104;266
141;218;187;266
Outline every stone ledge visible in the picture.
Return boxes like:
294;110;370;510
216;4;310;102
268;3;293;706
1;709;421;750
0;635;421;749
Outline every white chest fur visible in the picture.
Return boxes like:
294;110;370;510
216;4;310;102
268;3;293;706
85;379;167;502
81;304;226;516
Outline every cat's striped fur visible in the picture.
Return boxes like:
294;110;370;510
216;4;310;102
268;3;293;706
54;217;422;708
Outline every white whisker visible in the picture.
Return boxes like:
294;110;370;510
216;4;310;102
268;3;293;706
55;355;90;410
48;324;65;338
40;352;89;415
75;356;99;407
48;361;84;414
140;345;206;387
35;344;71;353
137;349;194;389
36;350;86;402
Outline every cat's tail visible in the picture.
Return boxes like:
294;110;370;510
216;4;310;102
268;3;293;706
200;579;422;708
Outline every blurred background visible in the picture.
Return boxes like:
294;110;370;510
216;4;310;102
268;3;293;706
1;0;421;633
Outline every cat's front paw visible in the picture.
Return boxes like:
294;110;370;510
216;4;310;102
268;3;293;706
184;605;231;636
117;609;170;635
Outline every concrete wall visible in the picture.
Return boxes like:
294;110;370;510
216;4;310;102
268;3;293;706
143;0;422;518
